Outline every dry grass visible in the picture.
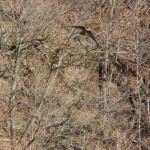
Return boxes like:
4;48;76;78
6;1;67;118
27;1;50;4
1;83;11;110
0;0;149;150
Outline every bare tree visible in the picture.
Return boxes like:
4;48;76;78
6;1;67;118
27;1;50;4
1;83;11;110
0;0;149;149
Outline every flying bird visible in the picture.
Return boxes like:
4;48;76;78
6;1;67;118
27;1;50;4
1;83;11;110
70;25;99;47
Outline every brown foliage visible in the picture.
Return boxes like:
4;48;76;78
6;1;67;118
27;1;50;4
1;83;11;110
0;0;149;149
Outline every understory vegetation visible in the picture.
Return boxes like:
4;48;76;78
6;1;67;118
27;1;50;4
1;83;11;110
0;0;149;150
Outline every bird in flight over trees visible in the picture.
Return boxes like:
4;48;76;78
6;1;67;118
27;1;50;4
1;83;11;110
70;25;99;47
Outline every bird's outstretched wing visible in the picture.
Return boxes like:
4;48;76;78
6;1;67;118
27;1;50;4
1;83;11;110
70;25;99;46
70;25;86;31
86;30;99;46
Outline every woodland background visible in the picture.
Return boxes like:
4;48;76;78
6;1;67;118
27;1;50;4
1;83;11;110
0;0;149;150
